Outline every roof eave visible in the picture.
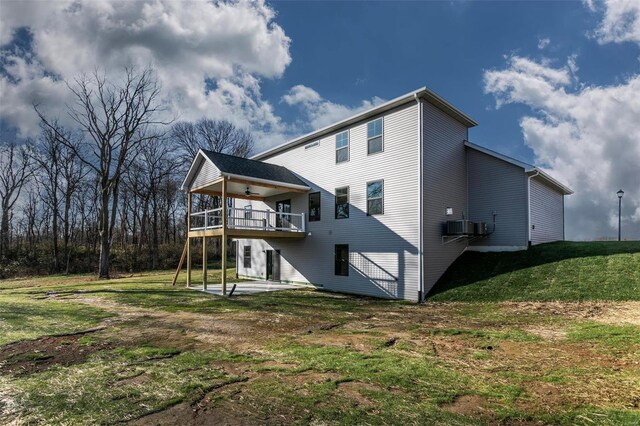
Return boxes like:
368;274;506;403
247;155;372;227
527;169;574;195
464;140;533;170
253;86;477;161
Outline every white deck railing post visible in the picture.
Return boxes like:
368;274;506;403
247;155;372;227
204;209;208;230
301;212;306;233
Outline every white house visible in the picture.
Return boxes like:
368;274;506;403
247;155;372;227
180;87;573;302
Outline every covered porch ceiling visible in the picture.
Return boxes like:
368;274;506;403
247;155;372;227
190;175;309;201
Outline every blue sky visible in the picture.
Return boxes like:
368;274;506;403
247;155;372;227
0;0;639;239
261;1;638;163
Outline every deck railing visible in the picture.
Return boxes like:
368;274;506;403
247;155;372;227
190;207;306;233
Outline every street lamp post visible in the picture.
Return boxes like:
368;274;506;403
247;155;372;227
617;189;624;241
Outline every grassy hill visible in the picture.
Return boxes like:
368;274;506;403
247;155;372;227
428;241;640;301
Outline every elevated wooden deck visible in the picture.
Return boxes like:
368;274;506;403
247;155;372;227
188;228;306;239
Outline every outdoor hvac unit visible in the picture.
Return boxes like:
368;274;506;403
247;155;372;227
474;222;488;236
446;220;475;235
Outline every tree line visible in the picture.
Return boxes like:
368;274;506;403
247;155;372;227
0;67;253;278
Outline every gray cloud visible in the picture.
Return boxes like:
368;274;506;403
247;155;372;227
0;0;291;141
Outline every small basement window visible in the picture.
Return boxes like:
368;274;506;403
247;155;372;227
335;187;349;219
309;192;321;221
335;131;349;163
367;118;383;154
243;246;251;268
335;244;349;276
367;180;384;215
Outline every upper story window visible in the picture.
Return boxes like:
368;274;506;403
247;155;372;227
335;131;349;163
367;180;384;215
243;205;252;220
367;118;383;155
335;187;349;219
309;192;321;222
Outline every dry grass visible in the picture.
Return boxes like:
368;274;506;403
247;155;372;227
0;271;639;425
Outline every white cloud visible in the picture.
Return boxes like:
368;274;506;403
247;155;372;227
0;0;291;141
282;85;322;105
537;37;551;50
590;0;640;44
282;84;385;130
484;55;640;240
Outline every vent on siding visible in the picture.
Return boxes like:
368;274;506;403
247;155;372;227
305;141;320;150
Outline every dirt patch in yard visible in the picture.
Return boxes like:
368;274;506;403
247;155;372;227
499;301;640;326
0;329;115;376
131;391;257;426
441;394;490;418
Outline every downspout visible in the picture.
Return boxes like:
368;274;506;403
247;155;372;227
415;93;425;303
527;170;540;246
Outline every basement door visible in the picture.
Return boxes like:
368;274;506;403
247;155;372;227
266;249;281;281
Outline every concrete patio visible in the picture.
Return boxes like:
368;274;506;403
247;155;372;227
188;280;304;296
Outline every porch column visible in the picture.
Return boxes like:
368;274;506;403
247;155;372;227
186;191;192;287
221;177;228;296
202;235;207;290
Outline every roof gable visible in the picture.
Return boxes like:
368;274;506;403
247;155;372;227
465;141;573;195
181;149;308;191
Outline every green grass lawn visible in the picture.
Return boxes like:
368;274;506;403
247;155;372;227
429;241;640;301
1;248;639;425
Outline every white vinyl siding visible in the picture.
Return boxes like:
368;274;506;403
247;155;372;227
422;101;469;294
467;148;528;248
236;102;421;300
530;177;564;245
190;157;221;189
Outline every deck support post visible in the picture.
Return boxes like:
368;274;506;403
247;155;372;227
186;191;192;287
202;235;207;290
221;178;228;296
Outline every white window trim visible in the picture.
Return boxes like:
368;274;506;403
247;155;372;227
367;117;384;155
366;179;384;215
335;130;350;164
243;245;251;268
335;186;349;219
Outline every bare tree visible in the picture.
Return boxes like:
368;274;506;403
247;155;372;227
28;123;87;272
0;143;33;259
172;119;254;165
37;67;165;278
138;138;179;269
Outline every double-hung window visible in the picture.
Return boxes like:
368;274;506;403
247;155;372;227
335;187;349;219
243;205;252;220
309;192;321;221
335;244;349;276
367;118;383;154
335;131;349;163
367;180;384;215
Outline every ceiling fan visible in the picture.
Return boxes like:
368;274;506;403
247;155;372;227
244;186;260;196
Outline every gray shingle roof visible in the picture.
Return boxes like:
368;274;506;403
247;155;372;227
200;149;308;187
